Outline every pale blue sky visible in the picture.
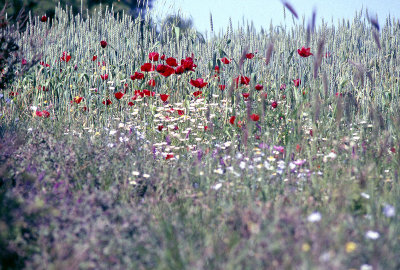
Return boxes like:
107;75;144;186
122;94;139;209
151;0;400;34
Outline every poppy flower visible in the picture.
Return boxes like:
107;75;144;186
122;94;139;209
190;78;208;89
280;83;286;90
204;126;209;131
309;129;313;136
165;154;174;160
21;59;27;65
221;57;230;64
293;79;301;87
177;110;184;116
166;57;178;67
8;92;18;96
131;72;144;80
250;114;259;121
141;63;155;72
255;84;263;91
297;47;313;57
41;15;47;22
100;40;107;48
143;89;155;96
135;90;144;98
229;116;236;125
242;93;250;99
193;91;202;97
160;94;169;102
215;66;220;74
175;65;185;74
158;125;164;131
42;110;50;118
60;52;71;62
35;111;43;117
100;74;108;80
148;79;156;87
128;101;134;106
114;92;124;100
219;85;226;91
246;53;255;59
234;75;250;87
271;101;278;108
74;96;83;104
156;64;175;77
161;54;166;60
92;55;97;61
181;57;196;71
149;52;159;61
103;99;112;105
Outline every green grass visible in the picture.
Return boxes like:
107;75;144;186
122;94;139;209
0;4;399;269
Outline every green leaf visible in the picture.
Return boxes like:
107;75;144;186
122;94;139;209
287;50;295;64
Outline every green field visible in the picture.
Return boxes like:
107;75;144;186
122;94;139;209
1;4;399;269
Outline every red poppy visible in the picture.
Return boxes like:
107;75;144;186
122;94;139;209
92;55;97;61
309;129;313;136
181;57;196;71
160;94;169;102
166;57;178;67
161;54;166;60
60;52;71;62
8;92;18;96
229;116;236;125
21;59;27;65
149;52;159;61
219;85;226;90
234;75;250;87
128;101;134;106
141;63;155;72
165;154;174;160
193;91;202;97
100;74;108;80
135;90;145;98
41;15;47;22
221;57;230;64
40;61;50;67
100;40;107;48
156;64;175;77
158;125;164;131
175;65;185;74
42;110;50;118
35;111;43;117
131;72;144;80
297;47;313;57
250;114;259;121
214;66;220;74
255;84;263;91
177;110;184;116
103;99;112;105
74;96;83;104
143;89;155;96
271;101;278;108
114;92;124;100
293;79;301;87
148;79;156;87
242;93;250;99
246;53;255;59
190;78;208;89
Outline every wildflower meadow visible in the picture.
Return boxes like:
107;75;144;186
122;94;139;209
0;2;399;269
